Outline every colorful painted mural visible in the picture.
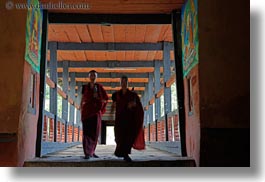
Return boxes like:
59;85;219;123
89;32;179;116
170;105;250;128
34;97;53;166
181;0;198;77
25;0;43;73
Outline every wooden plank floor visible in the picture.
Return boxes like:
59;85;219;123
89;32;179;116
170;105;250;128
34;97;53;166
24;145;196;167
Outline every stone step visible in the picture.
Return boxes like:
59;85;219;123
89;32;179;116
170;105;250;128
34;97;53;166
24;158;195;167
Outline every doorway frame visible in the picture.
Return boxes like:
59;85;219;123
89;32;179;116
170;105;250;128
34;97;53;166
36;11;187;157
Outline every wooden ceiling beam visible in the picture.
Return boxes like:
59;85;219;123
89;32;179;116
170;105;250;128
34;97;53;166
77;82;146;87
52;60;155;68
58;72;149;78
48;13;172;25
76;77;148;83
48;42;174;51
106;90;143;95
49;60;175;68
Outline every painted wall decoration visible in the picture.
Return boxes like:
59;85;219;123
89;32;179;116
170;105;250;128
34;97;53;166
181;0;199;77
25;0;43;73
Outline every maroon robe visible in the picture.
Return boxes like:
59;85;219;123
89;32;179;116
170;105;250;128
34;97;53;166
81;83;108;156
112;89;145;157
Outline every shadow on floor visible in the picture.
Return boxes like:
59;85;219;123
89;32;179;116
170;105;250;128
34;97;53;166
24;144;195;167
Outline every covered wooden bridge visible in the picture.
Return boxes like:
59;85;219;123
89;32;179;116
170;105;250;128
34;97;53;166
39;11;185;160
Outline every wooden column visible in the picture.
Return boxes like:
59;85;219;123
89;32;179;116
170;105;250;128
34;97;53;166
62;61;69;120
77;83;82;121
36;10;48;157
163;42;172;141
148;73;154;123
143;89;150;141
76;83;82;142
62;61;69;143
49;42;58;142
143;88;148;126
69;72;76;142
172;10;187;156
154;60;161;141
148;123;151;142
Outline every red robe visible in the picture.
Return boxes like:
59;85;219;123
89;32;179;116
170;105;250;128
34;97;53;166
112;89;145;157
81;83;108;156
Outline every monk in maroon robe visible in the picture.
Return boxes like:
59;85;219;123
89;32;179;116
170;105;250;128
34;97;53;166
81;70;108;159
111;75;145;162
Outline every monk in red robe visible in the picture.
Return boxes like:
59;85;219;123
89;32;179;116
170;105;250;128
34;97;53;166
81;70;108;159
111;75;145;162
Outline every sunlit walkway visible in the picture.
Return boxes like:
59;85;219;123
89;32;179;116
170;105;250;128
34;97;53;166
24;144;195;167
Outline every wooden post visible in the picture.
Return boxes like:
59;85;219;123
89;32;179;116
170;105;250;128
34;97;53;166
76;83;82;142
69;72;76;142
154;60;161;142
148;123;151;142
143;89;148;126
36;10;48;157
148;73;154;124
62;61;69;143
172;10;187;156
145;86;149;125
49;42;58;142
163;42;172;141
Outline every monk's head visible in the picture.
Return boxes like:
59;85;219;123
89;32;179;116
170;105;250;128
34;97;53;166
120;75;128;89
88;70;97;83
